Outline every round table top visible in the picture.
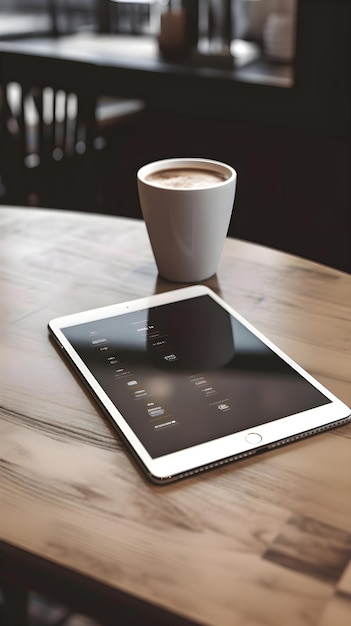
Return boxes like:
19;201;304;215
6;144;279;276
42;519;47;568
1;206;351;626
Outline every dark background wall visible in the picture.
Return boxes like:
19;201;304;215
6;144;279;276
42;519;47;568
99;0;351;273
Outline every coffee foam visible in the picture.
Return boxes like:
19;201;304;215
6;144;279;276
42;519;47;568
145;167;229;189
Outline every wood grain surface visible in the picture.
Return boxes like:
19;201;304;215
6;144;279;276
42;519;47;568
1;207;351;626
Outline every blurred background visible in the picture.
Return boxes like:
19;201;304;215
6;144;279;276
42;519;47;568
0;0;350;274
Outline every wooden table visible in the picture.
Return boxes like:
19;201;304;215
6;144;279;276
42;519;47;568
0;32;293;85
0;33;294;120
1;206;351;626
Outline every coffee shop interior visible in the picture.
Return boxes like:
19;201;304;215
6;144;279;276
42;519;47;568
0;0;350;274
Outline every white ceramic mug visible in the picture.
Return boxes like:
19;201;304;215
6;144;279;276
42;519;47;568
137;158;237;282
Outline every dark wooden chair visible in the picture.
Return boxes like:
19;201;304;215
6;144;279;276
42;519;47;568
0;1;146;212
0;50;144;211
1;78;93;209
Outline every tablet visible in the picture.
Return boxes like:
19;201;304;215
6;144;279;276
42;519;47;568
48;285;350;484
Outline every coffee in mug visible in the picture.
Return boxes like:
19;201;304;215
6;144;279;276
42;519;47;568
145;167;230;189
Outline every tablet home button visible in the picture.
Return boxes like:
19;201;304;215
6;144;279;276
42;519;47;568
245;432;262;444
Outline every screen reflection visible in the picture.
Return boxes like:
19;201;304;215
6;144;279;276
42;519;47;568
63;295;330;458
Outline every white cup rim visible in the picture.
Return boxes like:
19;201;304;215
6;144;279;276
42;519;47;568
137;158;236;190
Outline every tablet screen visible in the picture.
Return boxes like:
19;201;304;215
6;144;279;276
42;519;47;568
62;294;331;459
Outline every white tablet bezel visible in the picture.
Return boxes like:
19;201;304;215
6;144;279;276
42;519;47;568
48;285;351;484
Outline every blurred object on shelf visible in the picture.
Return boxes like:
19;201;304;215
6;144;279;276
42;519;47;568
109;0;160;35
263;11;296;62
191;0;235;68
158;2;187;60
198;0;232;54
240;0;265;40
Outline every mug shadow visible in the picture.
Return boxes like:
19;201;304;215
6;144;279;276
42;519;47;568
152;273;223;298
